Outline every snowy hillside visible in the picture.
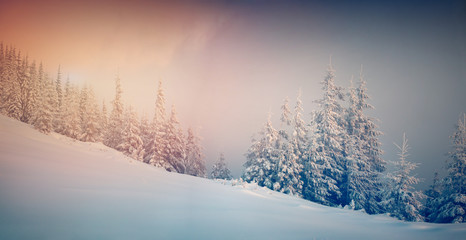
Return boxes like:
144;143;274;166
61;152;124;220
0;115;465;240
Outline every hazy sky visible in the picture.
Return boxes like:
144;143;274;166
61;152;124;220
1;0;464;189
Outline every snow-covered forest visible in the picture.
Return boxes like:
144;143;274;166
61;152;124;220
0;43;207;178
0;43;465;224
242;63;466;223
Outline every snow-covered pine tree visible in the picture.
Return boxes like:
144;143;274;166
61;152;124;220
55;76;71;135
433;113;466;223
100;100;108;139
185;127;206;177
274;139;303;196
55;65;63;108
17;57;36;124
64;76;70;97
302;122;340;206
61;84;81;139
342;76;384;213
211;153;233;180
164;105;186;173
149;124;173;171
424;171;442;222
117;106;145;161
383;133;424;222
28;61;40;125
1;47;21;119
355;70;385;173
48;76;59;132
33;72;55;134
31;63;43;121
273;92;305;196
139;112;152;163
80;87;101;142
104;75;124;148
292;90;308;162
52;65;64;132
308;60;345;206
78;86;89;133
243;113;278;189
281;97;292;127
146;80;172;171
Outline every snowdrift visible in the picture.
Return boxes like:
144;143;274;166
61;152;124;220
0;115;465;240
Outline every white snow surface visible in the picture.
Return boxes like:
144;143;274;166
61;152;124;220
0;115;465;240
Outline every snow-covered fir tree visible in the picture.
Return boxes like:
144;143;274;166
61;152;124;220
8;49;22;120
0;45;38;122
424;171;442;222
243;113;278;188
33;72;55;134
342;131;369;211
28;61;41;124
302;125;340;205
78;86;89;135
18;58;37;124
53;65;64;132
382;133;424;222
211;153;233;180
80;87;101;142
185;127;206;177
273;93;305;196
55;65;63;109
104;76;124;148
354;71;385;173
55;77;70;135
342;74;384;213
139;113;152;163
306;61;345;206
280;97;292;127
432;113;466;223
146;80;172;171
117;106;145;161
1;47;21;119
274;139;303;196
163;105;186;173
61;84;81;139
100;100;108;139
292;90;308;164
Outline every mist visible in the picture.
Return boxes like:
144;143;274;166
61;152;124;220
1;0;464;189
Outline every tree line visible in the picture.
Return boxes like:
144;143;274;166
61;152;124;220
242;62;465;223
1;43;463;223
0;43;207;178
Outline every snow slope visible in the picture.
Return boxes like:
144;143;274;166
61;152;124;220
0;115;465;240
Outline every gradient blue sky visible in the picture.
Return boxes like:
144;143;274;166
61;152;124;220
1;0;464;189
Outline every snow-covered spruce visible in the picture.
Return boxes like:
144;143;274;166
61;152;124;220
431;113;466;223
243;113;279;188
305;61;345;206
342;70;385;214
185;127;206;177
211;153;232;180
104;75;124;148
382;133;425;222
117;106;145;161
